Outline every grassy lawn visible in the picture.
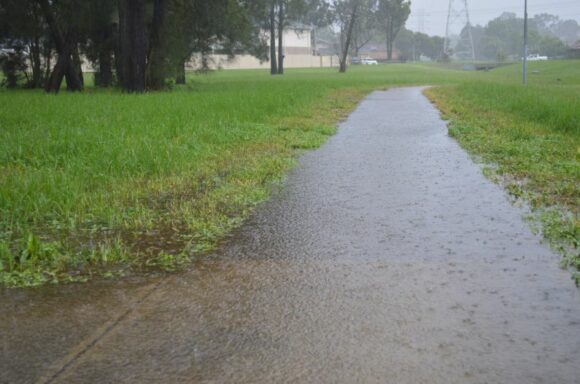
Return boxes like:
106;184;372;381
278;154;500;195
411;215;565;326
0;65;473;287
426;60;579;278
0;62;578;287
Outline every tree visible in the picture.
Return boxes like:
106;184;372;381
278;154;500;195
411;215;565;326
333;0;361;72
393;28;445;61
377;0;410;61
0;0;50;88
269;2;278;74
117;0;146;92
241;0;278;75
82;0;116;87
257;0;327;75
446;12;572;61
169;0;265;80
2;0;274;92
350;0;379;57
37;0;84;92
146;0;169;89
393;27;413;60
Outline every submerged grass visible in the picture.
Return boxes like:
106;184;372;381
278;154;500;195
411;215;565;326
426;60;579;279
0;65;471;287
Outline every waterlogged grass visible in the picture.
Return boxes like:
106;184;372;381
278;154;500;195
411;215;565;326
427;60;580;279
0;64;473;287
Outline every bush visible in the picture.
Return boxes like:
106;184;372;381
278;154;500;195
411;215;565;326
0;48;28;88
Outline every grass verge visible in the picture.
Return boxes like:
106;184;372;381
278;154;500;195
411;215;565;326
0;86;369;287
426;62;579;281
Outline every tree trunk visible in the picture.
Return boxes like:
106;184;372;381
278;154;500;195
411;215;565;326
28;37;43;88
146;0;168;89
277;1;284;75
95;24;113;87
27;4;43;88
386;27;393;61
175;60;186;84
118;0;147;93
98;50;113;87
269;3;277;75
112;21;123;86
45;53;68;92
70;44;84;90
386;20;399;61
339;2;359;73
37;0;82;92
43;42;51;85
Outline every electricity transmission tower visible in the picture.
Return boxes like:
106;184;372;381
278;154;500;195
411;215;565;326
444;0;476;61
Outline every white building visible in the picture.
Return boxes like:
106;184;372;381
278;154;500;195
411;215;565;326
192;27;339;70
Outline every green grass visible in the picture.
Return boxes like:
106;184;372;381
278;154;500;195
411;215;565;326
426;60;579;278
0;64;474;287
1;61;578;287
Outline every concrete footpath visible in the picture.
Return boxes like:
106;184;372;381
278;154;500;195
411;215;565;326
1;87;579;384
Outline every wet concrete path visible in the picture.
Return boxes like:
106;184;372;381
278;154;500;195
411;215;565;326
2;87;580;383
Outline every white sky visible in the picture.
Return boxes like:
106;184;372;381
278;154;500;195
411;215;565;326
406;0;580;36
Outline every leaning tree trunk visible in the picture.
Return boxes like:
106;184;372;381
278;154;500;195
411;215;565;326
277;2;284;75
71;43;84;90
37;0;82;92
339;2;359;73
45;51;68;92
118;0;147;93
269;3;277;75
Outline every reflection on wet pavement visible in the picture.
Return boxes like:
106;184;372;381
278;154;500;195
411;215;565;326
1;87;579;384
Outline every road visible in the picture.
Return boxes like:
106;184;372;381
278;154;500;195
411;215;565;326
1;87;579;383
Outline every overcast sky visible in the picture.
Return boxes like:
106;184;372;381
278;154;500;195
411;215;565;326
406;0;580;36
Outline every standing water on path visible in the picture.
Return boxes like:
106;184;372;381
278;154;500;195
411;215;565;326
1;87;579;384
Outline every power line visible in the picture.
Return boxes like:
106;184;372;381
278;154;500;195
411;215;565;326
444;0;476;61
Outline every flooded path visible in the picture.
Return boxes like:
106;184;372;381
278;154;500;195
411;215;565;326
2;87;580;383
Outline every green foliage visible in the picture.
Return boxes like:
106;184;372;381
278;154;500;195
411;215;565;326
395;28;445;61
458;12;572;61
377;0;411;59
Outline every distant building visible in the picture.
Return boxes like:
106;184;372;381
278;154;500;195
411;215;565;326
357;43;401;62
569;41;580;58
194;27;339;70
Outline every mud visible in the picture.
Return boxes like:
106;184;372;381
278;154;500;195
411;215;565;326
1;87;579;384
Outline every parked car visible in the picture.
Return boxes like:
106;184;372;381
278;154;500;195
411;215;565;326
361;58;378;65
525;54;548;61
0;48;16;58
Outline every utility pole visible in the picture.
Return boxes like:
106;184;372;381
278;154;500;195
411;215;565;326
523;0;528;85
444;0;453;56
